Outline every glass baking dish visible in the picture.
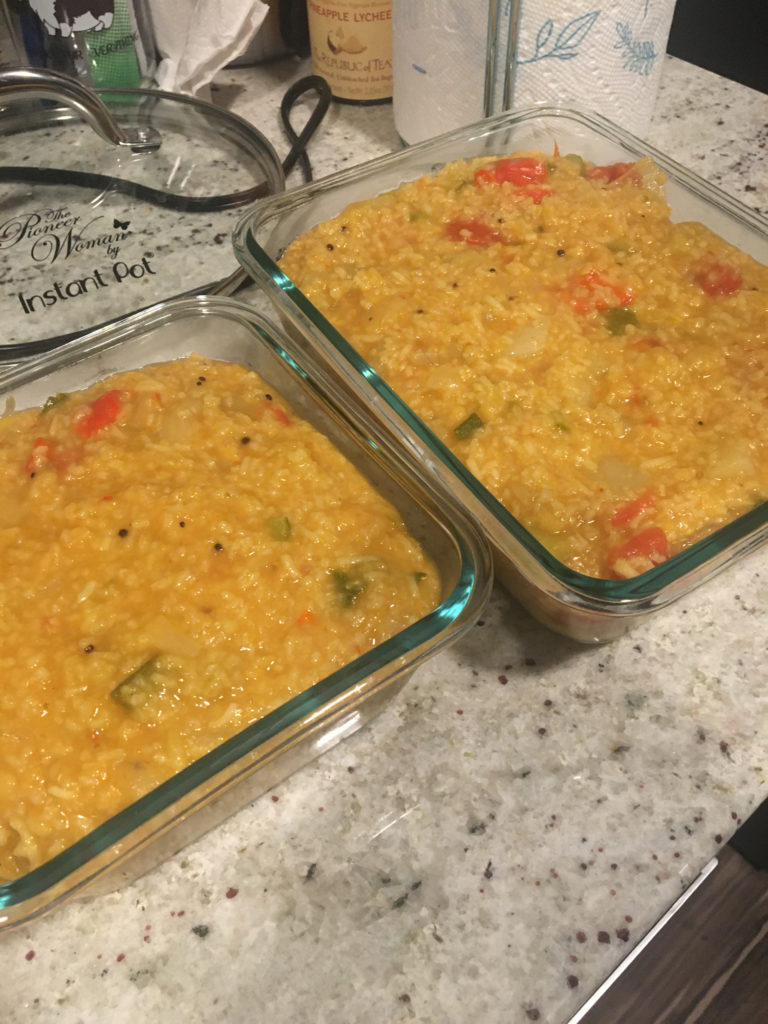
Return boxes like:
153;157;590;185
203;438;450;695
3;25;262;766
0;294;492;930
233;105;768;643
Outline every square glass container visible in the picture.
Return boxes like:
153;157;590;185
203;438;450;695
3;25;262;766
0;294;492;930
233;105;768;643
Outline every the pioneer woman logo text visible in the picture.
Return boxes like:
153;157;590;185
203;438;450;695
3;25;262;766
2;205;157;316
1;206;128;264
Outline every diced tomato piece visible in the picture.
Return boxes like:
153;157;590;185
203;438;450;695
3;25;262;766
565;269;634;313
606;526;669;578
446;219;502;247
586;161;635;183
474;167;497;185
270;405;291;426
25;437;53;475
514;186;554;205
73;389;123;439
474;157;549;187
24;437;79;474
611;488;655;527
630;336;664;351
694;261;742;297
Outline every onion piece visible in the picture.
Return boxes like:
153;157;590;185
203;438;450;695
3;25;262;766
504;323;548;357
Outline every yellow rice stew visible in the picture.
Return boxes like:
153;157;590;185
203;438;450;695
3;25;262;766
0;355;439;881
280;151;768;580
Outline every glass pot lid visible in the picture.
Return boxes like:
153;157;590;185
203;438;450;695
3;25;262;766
0;68;285;358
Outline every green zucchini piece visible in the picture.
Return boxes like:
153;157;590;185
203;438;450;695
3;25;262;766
41;393;69;413
605;238;635;254
563;153;586;176
268;515;292;541
111;657;161;710
454;412;484;441
603;306;639;335
330;557;386;607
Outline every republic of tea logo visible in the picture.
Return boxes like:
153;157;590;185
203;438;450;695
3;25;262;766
0;205;157;315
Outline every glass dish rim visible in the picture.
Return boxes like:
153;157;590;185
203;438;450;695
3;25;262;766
0;294;490;915
232;103;768;611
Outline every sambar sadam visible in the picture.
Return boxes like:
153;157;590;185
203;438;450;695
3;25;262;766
279;151;768;579
0;354;439;880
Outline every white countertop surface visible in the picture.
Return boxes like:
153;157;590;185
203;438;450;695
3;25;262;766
2;54;767;1024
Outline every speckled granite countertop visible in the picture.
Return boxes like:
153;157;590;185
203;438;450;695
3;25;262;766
2;56;767;1024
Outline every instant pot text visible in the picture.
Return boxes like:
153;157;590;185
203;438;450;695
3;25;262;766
17;256;156;314
2;204;159;316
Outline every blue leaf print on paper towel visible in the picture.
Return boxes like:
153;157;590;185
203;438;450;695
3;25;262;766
518;9;601;64
614;22;657;75
612;0;662;76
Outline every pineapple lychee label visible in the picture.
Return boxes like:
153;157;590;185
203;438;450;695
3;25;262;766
308;0;393;102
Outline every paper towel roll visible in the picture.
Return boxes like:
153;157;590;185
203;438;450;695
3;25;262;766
510;0;677;137
392;0;675;146
392;0;489;145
